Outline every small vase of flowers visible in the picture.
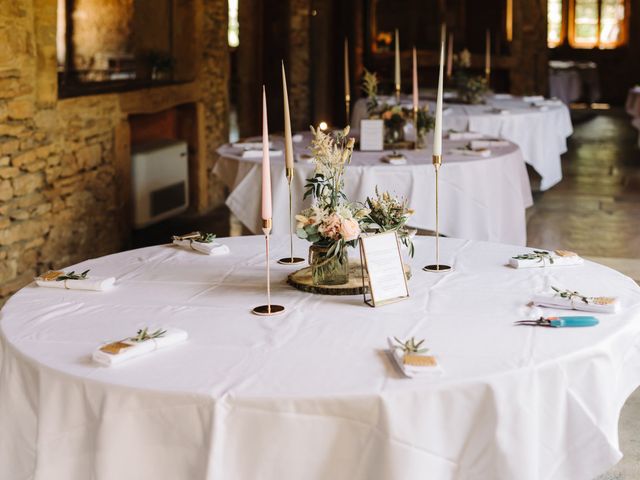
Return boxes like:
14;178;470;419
296;126;369;285
362;188;416;257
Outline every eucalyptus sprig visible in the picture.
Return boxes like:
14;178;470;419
129;327;167;343
362;69;379;113
196;233;216;243
56;270;90;281
512;250;554;264
551;286;589;304
393;336;429;355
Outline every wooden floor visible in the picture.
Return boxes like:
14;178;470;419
527;108;640;260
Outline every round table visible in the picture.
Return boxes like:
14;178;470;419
215;133;533;245
352;94;573;191
625;86;640;148
1;236;640;480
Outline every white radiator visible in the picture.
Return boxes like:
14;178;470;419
131;139;189;229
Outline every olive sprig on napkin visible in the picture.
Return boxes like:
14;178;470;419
196;233;216;243
393;337;429;355
129;327;167;343
512;250;554;264
551;286;589;304
56;269;90;281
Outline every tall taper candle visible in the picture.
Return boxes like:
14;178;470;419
485;29;491;79
412;47;418;112
261;86;272;220
394;29;401;93
344;38;350;101
446;33;454;78
281;63;294;171
433;41;445;156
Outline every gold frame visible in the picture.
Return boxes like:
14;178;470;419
359;231;410;308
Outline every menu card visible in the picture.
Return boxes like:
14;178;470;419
360;119;384;151
360;231;409;307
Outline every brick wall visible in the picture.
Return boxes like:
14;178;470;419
0;0;229;303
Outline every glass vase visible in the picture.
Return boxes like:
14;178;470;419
309;244;349;286
415;128;428;149
385;122;405;145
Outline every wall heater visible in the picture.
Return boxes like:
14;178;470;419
131;139;189;229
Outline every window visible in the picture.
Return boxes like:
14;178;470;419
228;0;239;48
548;0;564;47
547;0;628;49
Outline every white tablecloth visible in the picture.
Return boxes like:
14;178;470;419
549;69;582;104
215;133;533;245
1;236;640;480
352;95;573;191
625;87;640;148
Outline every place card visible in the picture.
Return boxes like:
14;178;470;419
360;119;384;151
359;231;409;307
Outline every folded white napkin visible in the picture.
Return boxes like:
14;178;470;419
470;139;510;149
509;250;584;269
448;131;485;140
532;291;620;314
522;95;544;102
173;239;230;256
532;105;549;111
450;147;491;158
533;99;564;107
382;154;407;165
241;149;282;158
93;328;188;366
387;337;442;378
234;141;273;149
292;134;303;143
492;93;513;100
36;275;115;291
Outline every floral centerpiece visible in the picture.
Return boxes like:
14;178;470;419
362;70;434;147
296;126;369;285
361;188;416;257
452;48;488;105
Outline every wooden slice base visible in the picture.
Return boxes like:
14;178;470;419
287;261;411;296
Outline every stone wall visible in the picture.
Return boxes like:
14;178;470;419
0;0;229;304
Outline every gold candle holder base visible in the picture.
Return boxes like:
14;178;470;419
423;264;453;273
277;257;305;265
252;304;286;316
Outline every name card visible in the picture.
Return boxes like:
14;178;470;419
360;231;409;307
360;119;384;151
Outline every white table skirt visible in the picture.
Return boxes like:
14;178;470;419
549;69;582;104
352;95;573;191
625;87;640;148
1;236;640;480
215;134;533;245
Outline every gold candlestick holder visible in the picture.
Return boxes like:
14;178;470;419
395;86;401;105
253;219;286;315
345;95;351;126
412;106;420;150
278;168;305;265
423;155;452;273
485;69;491;86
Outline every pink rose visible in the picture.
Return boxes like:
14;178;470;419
340;218;361;242
319;213;342;240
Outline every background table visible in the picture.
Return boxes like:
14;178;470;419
216;133;533;245
625;86;640;148
2;236;640;480
352;94;573;191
